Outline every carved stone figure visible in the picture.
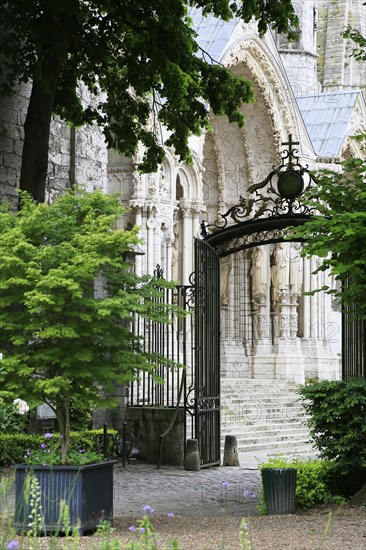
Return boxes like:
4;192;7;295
220;255;232;306
289;243;303;296
271;243;290;306
251;246;268;302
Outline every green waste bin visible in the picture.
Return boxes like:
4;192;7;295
261;468;297;515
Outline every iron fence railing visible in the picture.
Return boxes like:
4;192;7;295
129;284;195;409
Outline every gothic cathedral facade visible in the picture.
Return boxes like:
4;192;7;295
1;1;366;385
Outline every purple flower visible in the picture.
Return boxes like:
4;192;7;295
7;541;19;550
142;505;154;514
44;432;53;439
222;481;232;489
167;512;175;518
79;448;85;453
139;527;146;533
128;525;136;532
40;443;47;449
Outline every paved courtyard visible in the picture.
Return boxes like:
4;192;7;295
113;462;260;517
1;460;261;518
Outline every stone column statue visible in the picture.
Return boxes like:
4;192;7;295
271;243;290;303
251;247;268;302
289;243;303;296
251;247;269;341
289;243;303;340
271;243;290;340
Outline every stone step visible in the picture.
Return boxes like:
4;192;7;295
221;428;312;442
221;416;308;431
221;392;304;401
221;411;308;424
222;410;307;420
221;384;301;392
221;393;303;402
234;437;315;453
221;425;309;436
221;400;304;409
221;396;305;403
222;438;312;450
236;447;319;468
219;378;314;460
222;387;302;394
221;401;305;415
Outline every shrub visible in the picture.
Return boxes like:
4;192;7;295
0;429;117;466
259;457;345;510
300;378;366;496
0;398;29;433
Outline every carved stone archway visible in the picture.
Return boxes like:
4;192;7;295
193;135;319;466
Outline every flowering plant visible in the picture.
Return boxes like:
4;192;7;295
0;397;29;433
24;432;104;466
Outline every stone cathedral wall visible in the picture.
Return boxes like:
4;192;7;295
0;1;361;386
317;0;366;97
0;83;108;206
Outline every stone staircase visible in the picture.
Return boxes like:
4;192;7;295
220;378;318;467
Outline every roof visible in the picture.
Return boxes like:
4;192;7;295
190;11;363;159
190;8;239;62
296;91;361;157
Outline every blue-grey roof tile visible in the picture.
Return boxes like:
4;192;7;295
296;91;360;156
190;10;362;158
190;8;239;62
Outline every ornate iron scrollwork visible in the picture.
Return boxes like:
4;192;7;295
153;264;164;278
216;227;298;256
201;135;317;237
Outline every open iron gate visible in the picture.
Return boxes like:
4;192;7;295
129;136;358;468
194;238;221;467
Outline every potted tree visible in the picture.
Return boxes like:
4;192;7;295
0;188;180;534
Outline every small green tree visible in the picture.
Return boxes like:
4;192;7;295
0;189;181;462
291;150;366;316
300;379;366;497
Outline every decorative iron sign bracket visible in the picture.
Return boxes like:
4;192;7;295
201;134;317;240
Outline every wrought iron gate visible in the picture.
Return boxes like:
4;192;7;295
193;239;221;467
342;302;366;379
129;135;359;468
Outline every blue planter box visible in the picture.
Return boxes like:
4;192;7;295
13;461;116;535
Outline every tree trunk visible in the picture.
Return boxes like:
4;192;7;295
19;59;63;204
57;396;71;463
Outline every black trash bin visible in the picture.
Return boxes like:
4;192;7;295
261;468;297;515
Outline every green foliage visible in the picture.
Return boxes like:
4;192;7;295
0;398;29;433
343;27;366;62
23;432;104;466
291;151;366;316
0;0;297;187
300;379;366;496
0;189;183;461
125;508;181;549
0;429;115;466
259;457;345;509
69;400;92;432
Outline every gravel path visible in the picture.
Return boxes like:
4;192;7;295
92;505;366;549
2;463;366;548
